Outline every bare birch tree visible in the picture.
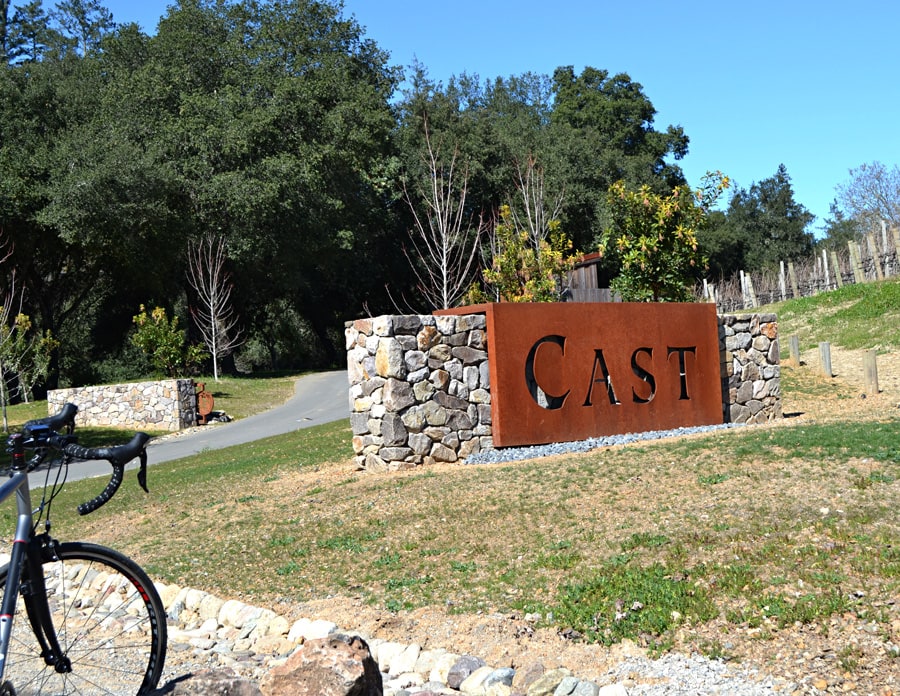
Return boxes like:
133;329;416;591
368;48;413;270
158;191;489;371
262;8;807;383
509;154;565;254
187;234;243;382
0;240;55;431
402;119;484;310
836;161;900;231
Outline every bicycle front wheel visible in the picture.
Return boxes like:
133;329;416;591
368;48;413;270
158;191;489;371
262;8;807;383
0;541;167;695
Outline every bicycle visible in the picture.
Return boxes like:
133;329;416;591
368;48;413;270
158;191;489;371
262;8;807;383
0;404;166;695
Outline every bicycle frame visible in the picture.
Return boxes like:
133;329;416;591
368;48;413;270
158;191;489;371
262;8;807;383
0;469;34;681
0;459;70;682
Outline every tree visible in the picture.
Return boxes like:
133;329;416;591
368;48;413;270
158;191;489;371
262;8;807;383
1;0;10;60
0;260;56;429
467;204;574;303
1;0;402;383
599;172;729;302
141;0;400;366
132;305;205;378
508;154;565;255
696;210;745;280
816;201;859;252
53;0;115;56
549;66;689;250
394;65;687;258
6;0;53;62
721;164;814;271
187;234;243;381
835;161;900;232
401;117;483;310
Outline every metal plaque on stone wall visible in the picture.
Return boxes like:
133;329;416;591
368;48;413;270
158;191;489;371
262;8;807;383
439;303;723;447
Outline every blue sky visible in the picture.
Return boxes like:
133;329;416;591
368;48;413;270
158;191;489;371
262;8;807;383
101;0;900;234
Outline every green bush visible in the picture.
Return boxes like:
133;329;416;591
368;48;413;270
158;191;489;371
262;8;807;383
131;305;206;378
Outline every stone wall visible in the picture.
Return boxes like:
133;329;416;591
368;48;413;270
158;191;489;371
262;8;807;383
47;379;197;431
346;314;491;470
719;312;782;424
347;310;782;470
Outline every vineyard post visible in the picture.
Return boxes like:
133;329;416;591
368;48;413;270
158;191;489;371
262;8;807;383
864;349;879;395
867;232;884;280
830;251;843;288
819;341;832;378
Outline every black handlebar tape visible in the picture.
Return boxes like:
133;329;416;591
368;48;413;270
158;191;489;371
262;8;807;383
77;464;124;516
62;432;152;516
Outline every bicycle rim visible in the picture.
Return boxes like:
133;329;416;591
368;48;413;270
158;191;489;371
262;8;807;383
0;542;166;696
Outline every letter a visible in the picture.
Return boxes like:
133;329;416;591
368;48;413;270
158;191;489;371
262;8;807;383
583;349;620;406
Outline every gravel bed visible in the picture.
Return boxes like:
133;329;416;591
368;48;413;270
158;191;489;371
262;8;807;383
464;423;747;464
604;652;791;695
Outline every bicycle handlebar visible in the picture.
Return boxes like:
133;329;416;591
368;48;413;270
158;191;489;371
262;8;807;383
24;402;77;434
61;433;151;515
18;404;151;515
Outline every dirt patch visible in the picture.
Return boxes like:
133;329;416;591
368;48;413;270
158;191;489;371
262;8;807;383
788;345;900;423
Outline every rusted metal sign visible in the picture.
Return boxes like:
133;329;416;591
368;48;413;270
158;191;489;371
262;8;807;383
439;303;723;447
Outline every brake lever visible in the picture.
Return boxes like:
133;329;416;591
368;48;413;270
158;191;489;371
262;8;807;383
137;450;149;493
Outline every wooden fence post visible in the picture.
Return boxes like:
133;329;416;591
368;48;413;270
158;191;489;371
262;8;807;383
830;250;844;288
849;242;865;283
864;349;879;395
892;226;900;278
867;232;884;280
745;274;758;308
788;262;800;298
819;342;832;378
822;248;830;289
884;221;896;277
789;335;800;365
779;261;787;301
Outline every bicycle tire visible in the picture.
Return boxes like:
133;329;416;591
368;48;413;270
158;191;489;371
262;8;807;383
0;542;167;695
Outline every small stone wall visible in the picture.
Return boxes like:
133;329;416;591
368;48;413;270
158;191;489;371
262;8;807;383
720;313;782;424
347;310;782;470
47;379;197;431
346;314;491;470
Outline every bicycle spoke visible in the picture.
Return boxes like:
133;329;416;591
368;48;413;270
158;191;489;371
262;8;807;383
1;543;166;695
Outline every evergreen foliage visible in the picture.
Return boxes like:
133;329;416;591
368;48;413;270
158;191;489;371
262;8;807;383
0;0;848;388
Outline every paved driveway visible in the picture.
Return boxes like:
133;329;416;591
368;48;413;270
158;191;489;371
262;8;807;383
28;370;349;488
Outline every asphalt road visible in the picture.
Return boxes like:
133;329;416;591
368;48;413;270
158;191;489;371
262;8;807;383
27;370;349;489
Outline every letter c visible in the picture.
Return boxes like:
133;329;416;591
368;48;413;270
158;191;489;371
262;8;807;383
525;335;570;410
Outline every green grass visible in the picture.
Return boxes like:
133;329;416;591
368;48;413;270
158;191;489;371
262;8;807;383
550;562;719;649
26;409;895;652
771;277;900;351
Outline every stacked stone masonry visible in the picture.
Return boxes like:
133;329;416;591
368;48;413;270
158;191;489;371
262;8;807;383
346;314;492;470
348;310;781;470
48;379;197;431
719;312;782;424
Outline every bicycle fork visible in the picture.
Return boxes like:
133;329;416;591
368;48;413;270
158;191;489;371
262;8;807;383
20;536;71;674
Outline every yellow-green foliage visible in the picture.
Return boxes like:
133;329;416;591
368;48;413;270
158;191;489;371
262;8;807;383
0;310;56;402
466;205;575;304
600;172;729;302
132;305;207;378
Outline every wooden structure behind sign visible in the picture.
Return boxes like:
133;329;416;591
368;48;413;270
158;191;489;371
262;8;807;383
438;303;723;447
